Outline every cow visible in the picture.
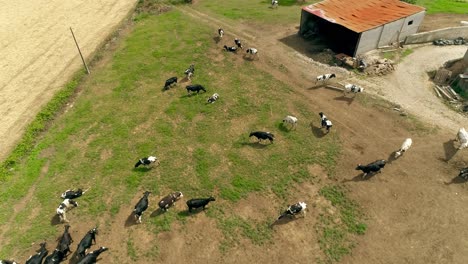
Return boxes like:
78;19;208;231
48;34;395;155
76;227;98;259
234;38;243;49
134;156;159;168
207;93;219;104
246;48;258;59
395;138;413;158
134;191;151;224
164;77;178;90
277;202;307;220
271;0;278;8
249;131;274;143
343;83;364;96
186;197;216;212
283;115;298;130
319;112;333;133
56;199;78;223
223;45;237;53
26;242;48;264
186;84;206;94
0;260;18;264
356;160;387;179
459;167;468;180
184;64;195;80
315;73;336;84
218;28;224;38
56;224;73;257
455;127;468;150
158;192;183;211
43;249;65;264
76;247;108;264
61;188;88;199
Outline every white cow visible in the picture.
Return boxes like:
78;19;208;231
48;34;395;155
56;199;78;223
456;127;468;150
344;83;364;96
282;115;298;129
395;138;412;158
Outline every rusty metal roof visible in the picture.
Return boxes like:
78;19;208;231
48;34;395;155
302;0;425;33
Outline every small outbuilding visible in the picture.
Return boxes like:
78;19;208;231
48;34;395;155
300;0;425;56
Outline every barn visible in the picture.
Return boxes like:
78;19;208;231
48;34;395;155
299;0;425;56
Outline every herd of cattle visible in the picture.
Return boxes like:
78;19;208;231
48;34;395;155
3;25;468;264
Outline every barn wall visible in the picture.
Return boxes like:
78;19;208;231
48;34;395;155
378;19;405;47
400;11;425;37
355;26;383;56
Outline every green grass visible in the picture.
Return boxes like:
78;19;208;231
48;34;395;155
317;185;366;263
0;7;342;261
416;0;468;14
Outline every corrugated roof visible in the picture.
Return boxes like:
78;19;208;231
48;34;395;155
302;0;425;33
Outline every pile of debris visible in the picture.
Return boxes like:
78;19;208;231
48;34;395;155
363;58;395;76
433;37;466;46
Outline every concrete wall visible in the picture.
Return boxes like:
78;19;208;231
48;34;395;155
378;19;405;47
399;11;426;39
355;27;382;56
405;26;468;44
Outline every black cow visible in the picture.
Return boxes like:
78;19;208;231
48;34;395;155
164;77;178;90
356;159;387;179
158;192;183;211
26;242;48;264
44;249;65;264
76;227;98;259
134;191;151;224
459;167;468;180
61;189;86;199
56;224;73;257
223;45;237;52
186;197;216;212
186;84;206;94
77;247;108;264
249;131;274;144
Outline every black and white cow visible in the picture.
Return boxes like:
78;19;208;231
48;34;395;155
315;73;336;83
76;227;98;259
218;28;224;38
184;64;195;80
343;83;364;96
459;167;468;180
61;188;87;199
76;247;108;264
223;45;237;53
234;38;243;49
164;77;178;90
0;260;18;264
356;160;387;179
26;242;48;264
271;0;278;8
158;192;183;212
319;112;333;133
134;156;159;168
207;93;219;104
249;131;274;143
56;224;73;257
186;84;206;94
56;199;78;223
277;202;307;220
134;191;151;224
246;48;258;58
186;197;216;212
43;249;65;264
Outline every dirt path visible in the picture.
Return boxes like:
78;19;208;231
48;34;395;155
0;0;137;161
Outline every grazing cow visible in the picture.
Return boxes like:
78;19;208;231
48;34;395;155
0;260;17;264
77;247;108;264
134;156;159;168
277;202;307;220
61;188;87;199
315;73;336;83
246;48;258;58
343;83;364;96
184;64;195;80
218;28;224;38
234;38;243;49
271;0;278;8
158;192;183;212
186;84;206;94
186;197;216;212
395;138;413;158
455;127;468;150
249;131;274;143
319;112;333;133
56;199;78;223
164;77;178;90
356;160;387;179
134;191;151;224
223;45;237;53
26;242;48;264
207;93;219;104
76;227;98;259
283;115;298;130
56;224;73;257
459;167;468;180
44;249;65;264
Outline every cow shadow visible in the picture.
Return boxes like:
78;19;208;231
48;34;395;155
213;36;221;44
150;208;165;218
50;214;62;226
278;122;294;132
68;251;80;264
442;139;458;161
342;172;378;183
386;152;398;165
133;167;152;173
178;209;204;217
334;95;354;105
124;212;138;227
307;84;327;90
310;123;326;138
444;175;467;185
240;141;270;149
270;216;302;227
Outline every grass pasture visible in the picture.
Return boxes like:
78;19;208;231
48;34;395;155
416;0;468;14
0;6;366;263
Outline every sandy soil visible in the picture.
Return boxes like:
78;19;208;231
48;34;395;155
0;0;137;160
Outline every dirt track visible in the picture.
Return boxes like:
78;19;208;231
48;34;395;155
0;0;137;160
